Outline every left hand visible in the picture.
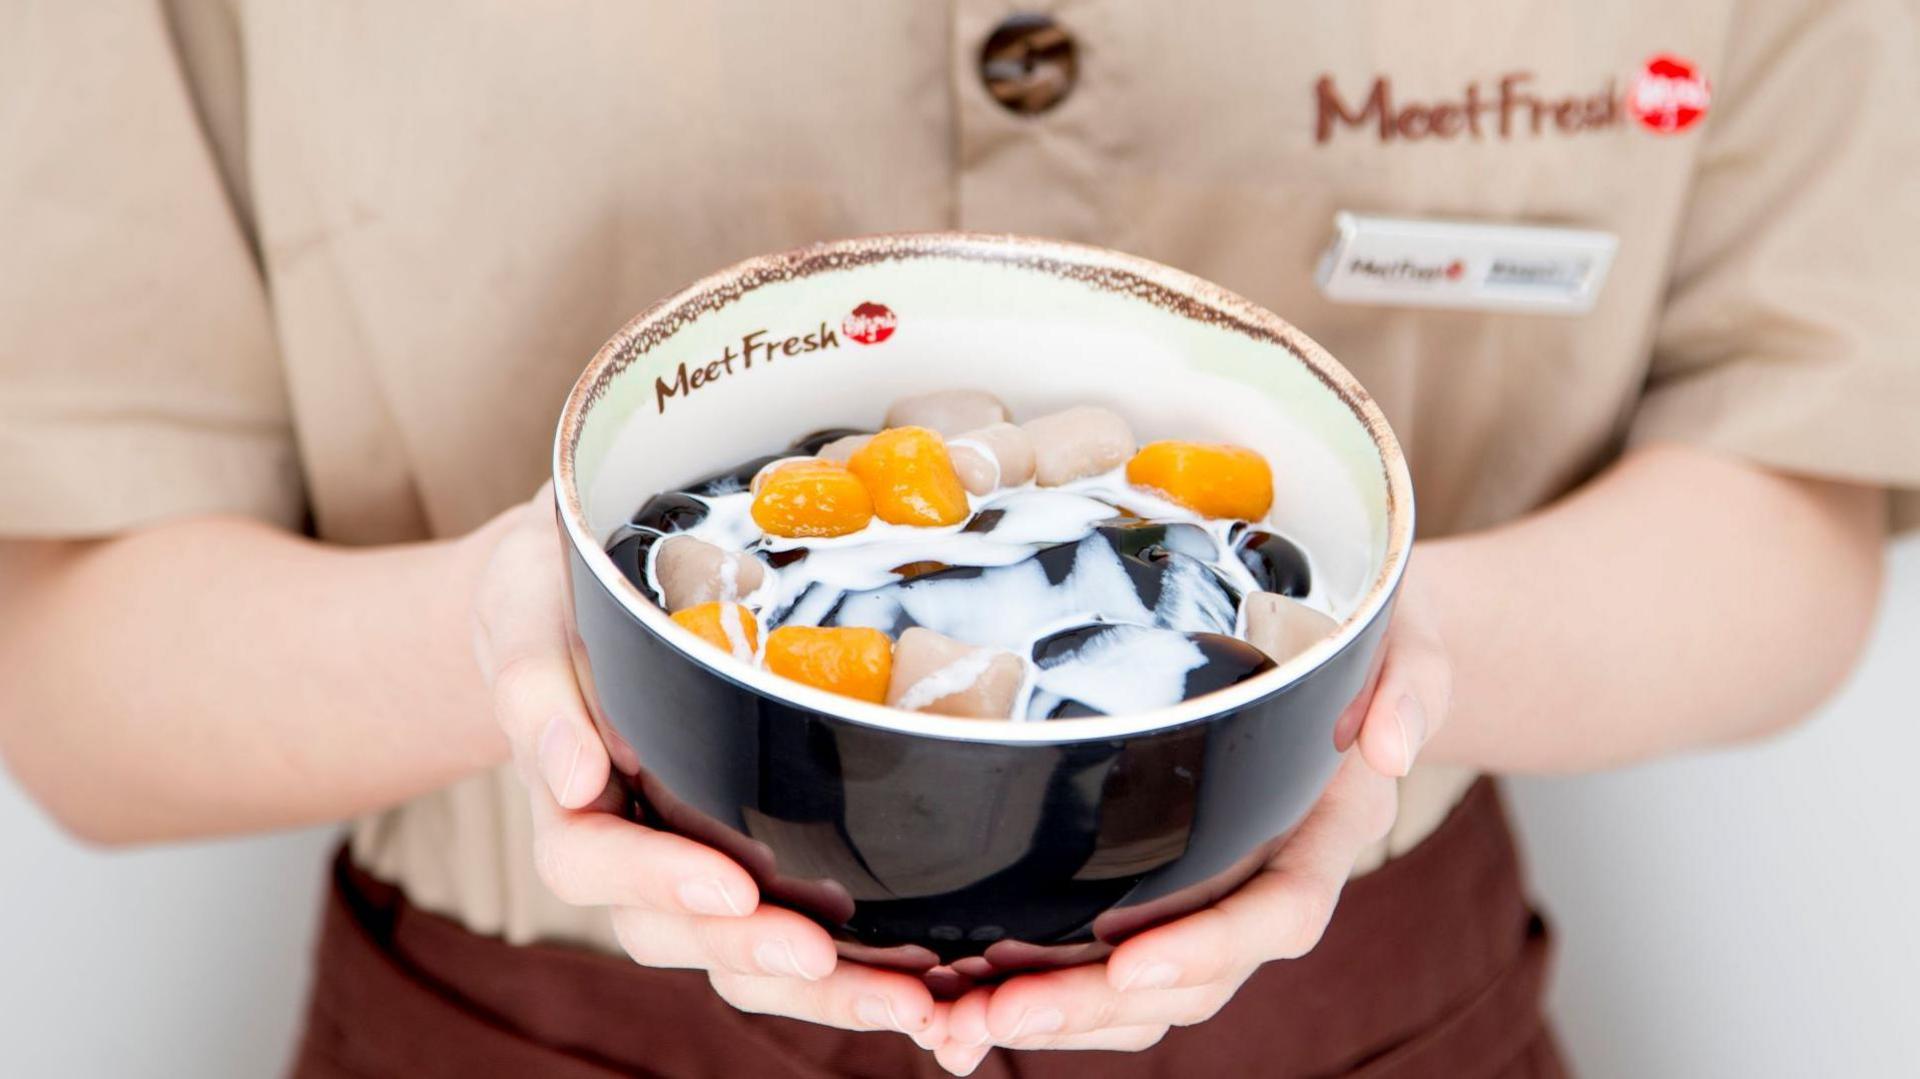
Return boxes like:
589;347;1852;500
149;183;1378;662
931;571;1452;1074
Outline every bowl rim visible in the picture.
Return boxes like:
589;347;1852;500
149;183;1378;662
553;231;1414;744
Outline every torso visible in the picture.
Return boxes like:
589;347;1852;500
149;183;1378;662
200;1;1735;948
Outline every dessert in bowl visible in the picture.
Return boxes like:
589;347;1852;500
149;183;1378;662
553;233;1412;972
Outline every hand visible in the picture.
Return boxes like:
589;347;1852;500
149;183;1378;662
470;486;943;1046
930;572;1451;1073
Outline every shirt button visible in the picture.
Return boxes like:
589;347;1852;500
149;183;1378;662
979;14;1077;116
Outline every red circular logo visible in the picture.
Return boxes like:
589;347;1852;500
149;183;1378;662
843;302;896;345
1629;55;1710;134
1444;260;1466;281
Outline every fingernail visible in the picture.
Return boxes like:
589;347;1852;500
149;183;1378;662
538;718;584;805
676;877;744;917
754;938;818;981
857;994;903;1031
945;1046;991;1077
1121;961;1181;991
1395;693;1427;776
1009;1006;1063;1040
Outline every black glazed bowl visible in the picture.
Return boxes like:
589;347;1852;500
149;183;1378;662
553;233;1413;974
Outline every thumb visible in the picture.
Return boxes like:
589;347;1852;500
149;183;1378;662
1355;620;1451;780
474;489;611;809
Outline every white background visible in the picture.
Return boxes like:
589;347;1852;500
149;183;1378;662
3;540;1917;1078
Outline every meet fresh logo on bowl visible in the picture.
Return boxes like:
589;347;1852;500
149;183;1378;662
653;303;895;414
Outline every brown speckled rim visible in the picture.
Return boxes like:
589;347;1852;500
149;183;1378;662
554;231;1414;744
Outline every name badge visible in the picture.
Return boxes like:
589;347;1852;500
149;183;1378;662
1316;213;1617;315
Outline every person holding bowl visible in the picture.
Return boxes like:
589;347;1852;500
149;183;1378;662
2;4;1917;1077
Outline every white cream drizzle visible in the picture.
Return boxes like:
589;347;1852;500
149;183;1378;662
718;599;754;662
895;646;998;712
1028;624;1209;718
645;463;1325;720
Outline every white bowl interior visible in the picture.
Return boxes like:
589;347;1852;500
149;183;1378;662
561;240;1408;742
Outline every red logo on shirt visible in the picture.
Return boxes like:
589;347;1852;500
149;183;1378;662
1628;55;1710;134
1313;55;1711;146
843;302;896;345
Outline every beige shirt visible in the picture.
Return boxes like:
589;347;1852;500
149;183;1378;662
6;1;1919;953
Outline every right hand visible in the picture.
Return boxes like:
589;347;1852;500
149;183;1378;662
469;486;943;1047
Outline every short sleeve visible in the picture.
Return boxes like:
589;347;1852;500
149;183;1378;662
0;2;303;538
1628;0;1920;532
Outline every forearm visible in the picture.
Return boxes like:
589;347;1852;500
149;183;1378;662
0;516;513;843
1420;443;1886;773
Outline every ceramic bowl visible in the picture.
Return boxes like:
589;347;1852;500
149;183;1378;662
553;233;1412;972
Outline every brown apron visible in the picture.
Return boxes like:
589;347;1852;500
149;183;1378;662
292;778;1564;1078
